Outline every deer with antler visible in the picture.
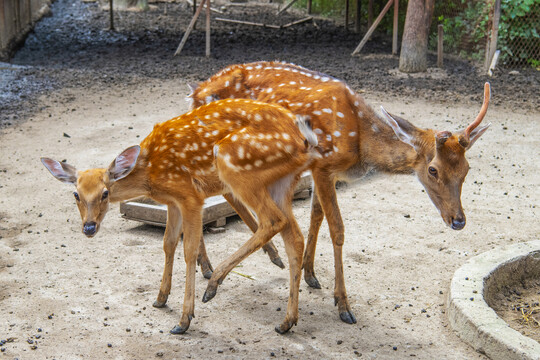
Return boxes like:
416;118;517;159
42;99;320;334
189;61;491;325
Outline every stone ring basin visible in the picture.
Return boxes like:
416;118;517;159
447;240;540;359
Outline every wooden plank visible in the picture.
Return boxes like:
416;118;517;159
214;17;281;29
282;16;312;29
121;173;312;227
174;0;206;56
277;0;300;15
351;0;393;56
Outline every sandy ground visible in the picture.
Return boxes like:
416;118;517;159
1;77;538;359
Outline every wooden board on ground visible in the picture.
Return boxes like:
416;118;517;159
120;173;312;228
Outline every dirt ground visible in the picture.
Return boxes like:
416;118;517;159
490;278;540;344
1;0;539;359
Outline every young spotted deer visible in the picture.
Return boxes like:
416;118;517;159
41;99;319;334
190;61;491;325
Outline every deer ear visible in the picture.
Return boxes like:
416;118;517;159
461;123;490;150
108;145;140;182
231;68;244;83
380;106;420;150
187;82;198;95
41;158;78;185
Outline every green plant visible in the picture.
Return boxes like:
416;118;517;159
430;0;539;67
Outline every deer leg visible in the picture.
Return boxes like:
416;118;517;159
203;194;286;304
223;193;285;269
153;204;182;308
197;234;214;279
302;186;325;289
170;201;203;335
312;172;357;325
275;217;304;334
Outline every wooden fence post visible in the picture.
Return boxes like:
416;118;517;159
485;0;501;72
437;24;443;68
392;0;398;54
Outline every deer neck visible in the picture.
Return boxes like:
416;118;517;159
109;153;151;203
360;113;425;175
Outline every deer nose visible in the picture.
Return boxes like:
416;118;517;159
451;217;466;230
83;222;97;237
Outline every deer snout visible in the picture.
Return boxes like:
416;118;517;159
450;215;466;230
83;222;98;237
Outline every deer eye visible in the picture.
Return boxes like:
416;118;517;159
428;166;438;178
73;192;80;202
102;190;109;200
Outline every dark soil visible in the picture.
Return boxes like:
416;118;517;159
1;0;538;128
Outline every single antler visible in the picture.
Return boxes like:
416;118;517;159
463;82;491;139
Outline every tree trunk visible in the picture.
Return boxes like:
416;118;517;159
399;0;435;73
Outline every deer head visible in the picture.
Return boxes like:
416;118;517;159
41;146;141;237
188;68;246;110
381;83;491;230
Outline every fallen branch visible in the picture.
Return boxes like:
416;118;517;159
282;16;312;28
214;17;281;29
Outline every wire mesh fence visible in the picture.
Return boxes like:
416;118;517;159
431;0;539;68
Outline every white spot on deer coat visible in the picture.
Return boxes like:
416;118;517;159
333;131;341;137
238;146;245;159
322;108;332;114
337;112;345;118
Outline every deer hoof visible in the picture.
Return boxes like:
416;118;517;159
274;320;295;334
202;287;217;303
202;269;213;280
271;256;285;269
339;310;357;324
170;324;189;335
152;300;167;308
304;274;322;289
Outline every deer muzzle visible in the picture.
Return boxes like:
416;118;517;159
450;216;466;230
83;222;98;237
